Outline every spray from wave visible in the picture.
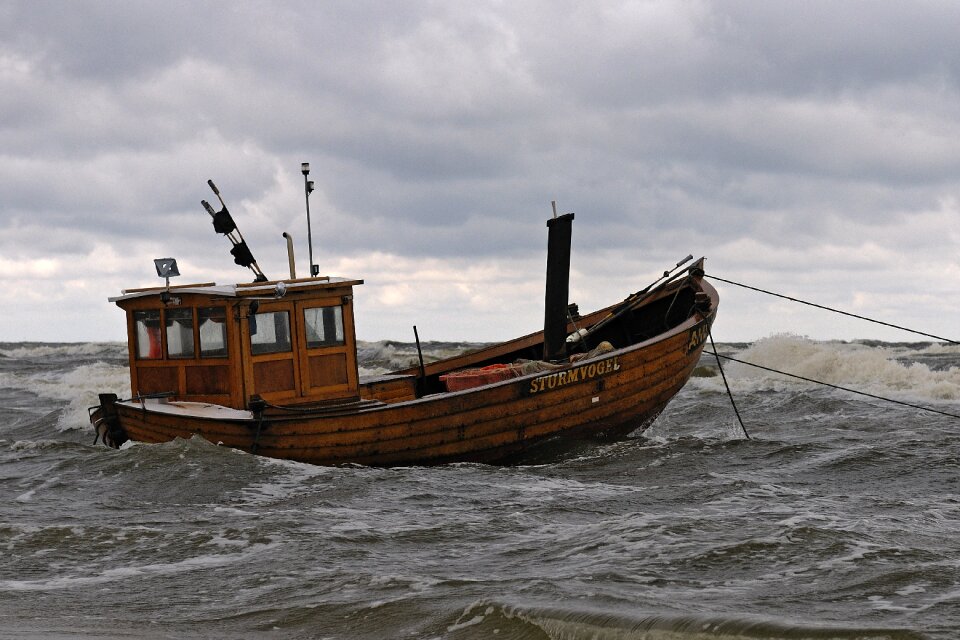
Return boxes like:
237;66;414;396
700;334;960;402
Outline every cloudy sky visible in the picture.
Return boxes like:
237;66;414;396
2;1;959;343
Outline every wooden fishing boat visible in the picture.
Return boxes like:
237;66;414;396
90;184;718;466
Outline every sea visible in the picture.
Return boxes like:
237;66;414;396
1;335;958;639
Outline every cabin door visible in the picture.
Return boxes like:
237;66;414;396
294;300;359;401
244;301;300;403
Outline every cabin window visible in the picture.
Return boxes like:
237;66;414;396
134;310;162;360
304;306;345;348
250;310;292;355
165;308;195;359
199;307;228;358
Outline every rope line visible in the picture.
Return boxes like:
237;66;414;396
705;350;960;421
708;332;750;439
706;274;958;345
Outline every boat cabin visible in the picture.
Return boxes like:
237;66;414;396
111;277;364;410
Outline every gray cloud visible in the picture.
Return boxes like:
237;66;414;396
1;0;958;341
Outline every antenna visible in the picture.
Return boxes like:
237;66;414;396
302;162;318;277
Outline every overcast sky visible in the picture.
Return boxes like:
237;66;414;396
2;0;959;343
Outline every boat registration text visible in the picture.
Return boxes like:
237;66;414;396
686;322;710;354
528;356;621;395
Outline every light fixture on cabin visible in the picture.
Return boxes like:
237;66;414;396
154;258;181;305
302;162;319;277
154;257;179;281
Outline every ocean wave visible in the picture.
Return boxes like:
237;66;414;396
0;540;280;592
445;602;926;639
0;362;129;432
0;341;127;361
705;334;960;402
356;339;488;373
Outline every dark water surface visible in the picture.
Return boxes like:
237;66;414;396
1;337;958;639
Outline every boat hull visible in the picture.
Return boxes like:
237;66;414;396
106;303;715;466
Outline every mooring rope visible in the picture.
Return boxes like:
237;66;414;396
701;274;960;431
708;332;750;439
704;349;960;421
707;274;959;345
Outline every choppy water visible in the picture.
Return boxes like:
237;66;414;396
1;336;959;639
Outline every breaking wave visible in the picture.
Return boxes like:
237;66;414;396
701;334;960;402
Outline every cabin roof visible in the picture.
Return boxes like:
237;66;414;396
109;276;363;303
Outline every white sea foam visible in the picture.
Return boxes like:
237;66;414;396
714;334;960;401
0;541;279;592
67;366;129;430
231;455;339;507
0;361;129;432
15;475;61;503
907;341;960;355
